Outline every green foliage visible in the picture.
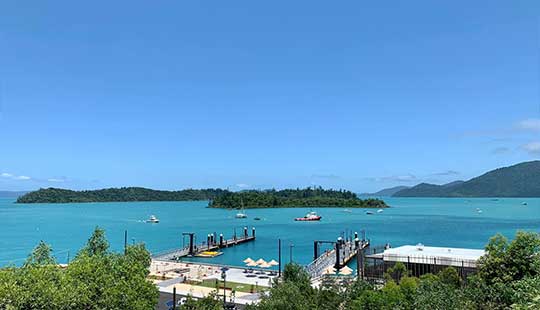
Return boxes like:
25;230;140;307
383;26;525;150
81;226;110;257
0;230;158;309
16;187;227;203
210;187;388;209
394;160;540;197
438;267;461;288
180;292;222;310
384;261;408;282
25;241;56;266
477;231;540;285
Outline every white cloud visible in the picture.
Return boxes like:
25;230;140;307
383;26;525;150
47;178;65;182
522;141;540;156
236;183;250;188
1;173;13;178
14;175;31;180
516;119;540;132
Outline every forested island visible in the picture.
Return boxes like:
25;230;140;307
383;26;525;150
16;186;387;208
16;187;226;203
209;187;388;209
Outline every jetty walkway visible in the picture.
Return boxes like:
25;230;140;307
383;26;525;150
152;227;256;261
305;231;369;278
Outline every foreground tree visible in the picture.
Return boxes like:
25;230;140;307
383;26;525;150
0;227;158;310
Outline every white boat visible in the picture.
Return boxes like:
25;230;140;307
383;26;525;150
236;199;248;218
377;209;384;213
476;208;482;214
146;215;159;223
342;209;352;213
235;211;247;219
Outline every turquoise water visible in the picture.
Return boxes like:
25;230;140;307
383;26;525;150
1;197;539;267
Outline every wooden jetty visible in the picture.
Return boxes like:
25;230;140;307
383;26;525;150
152;227;256;261
305;231;370;278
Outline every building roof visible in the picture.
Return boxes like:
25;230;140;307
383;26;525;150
371;245;485;268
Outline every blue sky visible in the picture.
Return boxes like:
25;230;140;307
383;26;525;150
1;1;539;192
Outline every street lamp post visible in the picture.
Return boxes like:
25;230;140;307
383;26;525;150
220;267;229;307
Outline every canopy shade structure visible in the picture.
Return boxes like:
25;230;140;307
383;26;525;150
339;266;353;275
246;261;259;267
324;266;337;274
268;259;279;266
259;262;271;268
243;257;254;263
255;258;267;265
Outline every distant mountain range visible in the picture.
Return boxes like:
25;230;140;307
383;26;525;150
360;186;410;197
393;161;540;197
0;191;28;198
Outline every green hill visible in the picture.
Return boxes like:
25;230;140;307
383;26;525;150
394;161;540;197
209;187;388;209
16;187;226;203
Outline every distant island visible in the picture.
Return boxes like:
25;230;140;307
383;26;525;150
17;186;388;208
209;187;388;209
360;186;410;197
393;161;540;197
16;187;226;203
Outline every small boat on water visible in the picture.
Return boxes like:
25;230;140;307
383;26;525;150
236;199;248;218
377;209;384;213
254;217;261;221
235;211;247;219
342;209;353;213
476;208;483;214
295;211;321;221
146;215;159;223
522;202;528;206
366;211;374;215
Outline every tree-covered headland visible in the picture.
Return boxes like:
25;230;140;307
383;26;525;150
16;187;227;203
16;186;388;209
209;187;388;209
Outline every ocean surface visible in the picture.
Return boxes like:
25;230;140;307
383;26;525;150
1;197;539;267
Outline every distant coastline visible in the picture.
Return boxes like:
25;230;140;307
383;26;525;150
16;186;388;209
16;187;225;204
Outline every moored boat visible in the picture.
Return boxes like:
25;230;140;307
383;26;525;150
146;215;159;223
295;211;321;221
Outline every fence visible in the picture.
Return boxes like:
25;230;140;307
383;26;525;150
363;246;478;283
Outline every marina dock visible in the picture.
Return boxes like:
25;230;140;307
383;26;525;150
152;227;256;261
305;231;370;278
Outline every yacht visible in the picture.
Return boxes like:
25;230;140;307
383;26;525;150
377;209;384;213
146;215;159;223
295;211;321;221
235;198;248;218
365;211;374;215
522;202;528;206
